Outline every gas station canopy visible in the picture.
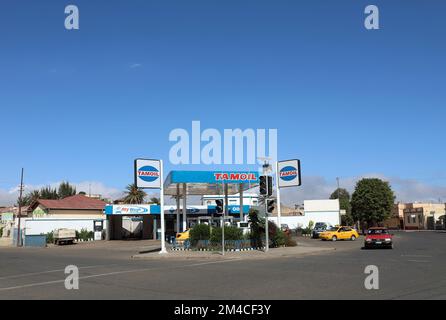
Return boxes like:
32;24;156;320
163;171;260;195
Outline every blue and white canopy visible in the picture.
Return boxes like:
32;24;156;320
163;170;259;195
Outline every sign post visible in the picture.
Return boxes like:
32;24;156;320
135;158;167;254
276;159;302;228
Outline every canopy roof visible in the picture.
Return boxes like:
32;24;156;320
163;170;259;195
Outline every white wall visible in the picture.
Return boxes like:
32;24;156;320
304;199;339;212
269;211;340;229
23;218;106;236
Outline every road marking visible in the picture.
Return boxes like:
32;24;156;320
0;264;121;280
406;260;431;263
0;259;239;292
401;255;432;258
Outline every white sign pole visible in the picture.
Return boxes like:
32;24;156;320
159;159;167;254
276;161;281;228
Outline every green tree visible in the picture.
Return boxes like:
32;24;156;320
351;178;395;227
123;183;147;204
58;181;76;199
39;186;59;200
330;188;354;225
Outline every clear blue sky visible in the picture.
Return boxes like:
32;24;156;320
0;0;445;194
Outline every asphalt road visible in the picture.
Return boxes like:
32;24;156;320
0;231;445;299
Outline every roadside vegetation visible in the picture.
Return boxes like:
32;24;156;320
18;181;77;206
187;208;296;251
329;177;395;232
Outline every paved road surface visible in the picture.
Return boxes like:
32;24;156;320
0;231;445;299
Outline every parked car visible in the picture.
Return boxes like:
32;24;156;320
175;229;190;244
312;222;332;239
364;227;393;249
319;226;359;241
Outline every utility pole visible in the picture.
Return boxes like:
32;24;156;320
17;168;24;247
336;177;340;198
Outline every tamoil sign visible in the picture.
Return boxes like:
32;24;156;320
277;159;301;188
135;159;161;189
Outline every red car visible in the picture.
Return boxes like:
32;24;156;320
364;227;393;249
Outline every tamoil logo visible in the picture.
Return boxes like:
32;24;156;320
137;166;160;182
280;166;298;181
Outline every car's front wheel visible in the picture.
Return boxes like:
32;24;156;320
351;235;356;241
332;236;337;242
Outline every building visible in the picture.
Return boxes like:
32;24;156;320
393;202;446;230
22;194;107;236
268;199;340;229
27;194;106;219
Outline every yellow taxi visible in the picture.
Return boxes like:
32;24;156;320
175;229;190;244
319;226;359;241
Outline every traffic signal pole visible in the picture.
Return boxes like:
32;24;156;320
276;161;281;228
265;173;269;252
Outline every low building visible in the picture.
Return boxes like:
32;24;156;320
395;202;446;230
22;194;107;236
268;199;340;229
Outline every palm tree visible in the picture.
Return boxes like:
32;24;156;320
25;190;41;205
123;184;147;204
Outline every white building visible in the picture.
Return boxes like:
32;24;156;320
269;199;340;229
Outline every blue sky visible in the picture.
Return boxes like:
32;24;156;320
1;0;445;204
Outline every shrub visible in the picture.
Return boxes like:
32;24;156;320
45;231;54;244
210;226;243;243
272;229;286;247
285;234;297;247
190;224;211;244
225;226;243;240
77;228;92;241
210;227;222;244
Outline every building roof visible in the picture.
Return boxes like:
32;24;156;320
28;194;106;211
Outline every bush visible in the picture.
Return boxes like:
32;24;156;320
272;229;286;247
210;226;243;243
190;224;211;244
45;231;54;244
285;234;297;247
76;228;93;241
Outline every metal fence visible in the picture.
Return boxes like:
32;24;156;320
172;239;263;251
